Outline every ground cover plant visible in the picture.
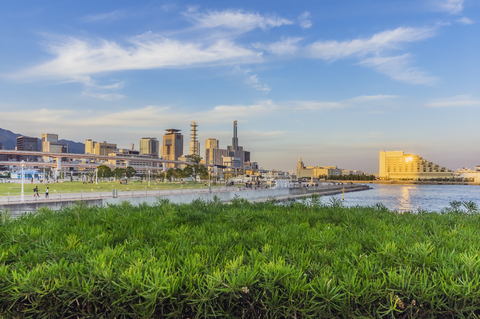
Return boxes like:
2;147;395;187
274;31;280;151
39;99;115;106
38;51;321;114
1;197;480;318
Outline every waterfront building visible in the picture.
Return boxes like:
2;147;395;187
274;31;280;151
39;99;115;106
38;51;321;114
42;133;67;153
161;129;183;168
189;121;200;156
140;137;160;158
379;151;453;180
454;166;480;182
16;136;39;161
296;158;349;179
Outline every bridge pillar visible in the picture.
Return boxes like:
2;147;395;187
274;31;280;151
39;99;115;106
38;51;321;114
56;158;61;178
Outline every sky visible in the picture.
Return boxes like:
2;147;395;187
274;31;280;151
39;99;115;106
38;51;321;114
0;0;479;173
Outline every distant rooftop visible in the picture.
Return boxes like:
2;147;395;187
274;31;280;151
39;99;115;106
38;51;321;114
165;129;181;133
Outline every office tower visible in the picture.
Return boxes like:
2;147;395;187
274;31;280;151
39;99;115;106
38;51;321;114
85;139;96;154
42;133;67;153
16;136;39;161
379;151;453;180
204;138;219;164
161;129;183;167
189;121;200;156
140;137;160;158
232;120;238;150
94;141;117;156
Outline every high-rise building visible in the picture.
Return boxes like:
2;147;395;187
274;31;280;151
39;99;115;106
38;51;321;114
94;141;117;156
0;143;6;162
226;120;250;168
140;138;160;158
189;121;200;156
379;151;453;180
204;138;219;165
16;136;39;161
85;139;96;154
42;133;67;153
161;129;183;167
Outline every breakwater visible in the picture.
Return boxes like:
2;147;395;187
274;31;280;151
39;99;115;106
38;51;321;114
0;184;369;217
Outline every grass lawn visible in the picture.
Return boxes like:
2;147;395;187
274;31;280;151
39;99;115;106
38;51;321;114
0;180;226;196
1;197;480;317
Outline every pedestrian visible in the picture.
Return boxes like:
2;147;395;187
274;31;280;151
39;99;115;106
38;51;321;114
45;187;49;199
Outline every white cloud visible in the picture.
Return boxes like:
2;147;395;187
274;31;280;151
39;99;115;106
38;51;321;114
457;17;473;24
436;0;464;14
308;26;436;60
298;12;312;29
184;9;293;32
359;54;438;85
347;95;399;102
426;95;480;107
81;92;125;101
291;101;345;110
252;37;302;55
80;10;125;22
15;33;261;80
246;75;271;93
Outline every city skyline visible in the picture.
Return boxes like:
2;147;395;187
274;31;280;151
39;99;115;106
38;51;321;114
1;0;479;173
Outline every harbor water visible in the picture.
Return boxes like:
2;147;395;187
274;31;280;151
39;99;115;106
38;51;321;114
326;183;480;212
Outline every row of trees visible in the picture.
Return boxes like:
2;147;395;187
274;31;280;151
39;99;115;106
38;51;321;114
97;165;137;180
319;174;376;181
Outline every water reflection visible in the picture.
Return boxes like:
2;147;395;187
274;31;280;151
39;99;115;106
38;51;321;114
330;184;480;213
398;186;415;211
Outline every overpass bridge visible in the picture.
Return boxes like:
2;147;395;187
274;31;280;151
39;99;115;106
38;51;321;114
0;150;230;175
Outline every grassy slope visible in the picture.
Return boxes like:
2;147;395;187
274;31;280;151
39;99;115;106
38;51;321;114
1;198;480;318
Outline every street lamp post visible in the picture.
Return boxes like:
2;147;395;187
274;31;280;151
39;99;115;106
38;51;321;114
21;160;25;202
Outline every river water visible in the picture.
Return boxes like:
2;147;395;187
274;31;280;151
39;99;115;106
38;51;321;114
325;184;480;212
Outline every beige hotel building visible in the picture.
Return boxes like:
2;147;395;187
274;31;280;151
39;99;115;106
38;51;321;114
379;151;453;180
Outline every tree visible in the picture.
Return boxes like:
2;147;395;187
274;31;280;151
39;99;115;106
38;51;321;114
97;165;112;180
184;154;207;182
125;166;136;180
113;168;125;180
166;168;174;181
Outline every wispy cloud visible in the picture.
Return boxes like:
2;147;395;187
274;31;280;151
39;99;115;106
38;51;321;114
246;74;271;93
14;32;261;80
298;12;312;29
359;54;438;85
435;0;464;14
308;26;436;60
252;37;302;56
80;10;126;23
307;26;438;85
81;92;125;101
347;95;399;102
183;9;293;32
426;95;480;107
457;17;473;24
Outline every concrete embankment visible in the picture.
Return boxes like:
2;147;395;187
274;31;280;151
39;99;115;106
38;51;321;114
0;184;369;218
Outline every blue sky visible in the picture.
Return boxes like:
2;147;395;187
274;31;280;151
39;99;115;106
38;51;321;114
0;0;479;173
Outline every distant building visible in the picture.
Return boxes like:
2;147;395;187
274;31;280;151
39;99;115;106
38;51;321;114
107;149;156;168
16;136;39;161
85;139;96;154
204;138;219;165
455;166;480;183
161;129;183;168
42;133;67;153
379;151;453;180
94;141;117;156
226;120;251;168
0;143;5;162
140;137;160;158
296;158;348;179
189;121;200;156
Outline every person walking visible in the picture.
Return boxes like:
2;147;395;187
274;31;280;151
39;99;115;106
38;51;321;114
45;187;49;199
33;186;39;198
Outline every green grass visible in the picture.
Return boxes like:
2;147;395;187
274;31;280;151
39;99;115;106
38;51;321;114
1;197;480;318
0;181;224;197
